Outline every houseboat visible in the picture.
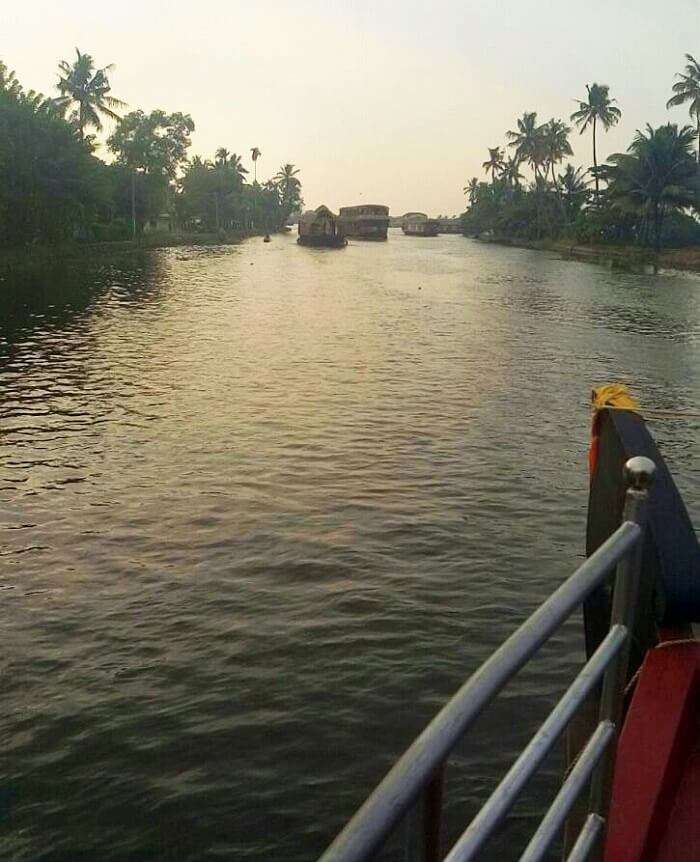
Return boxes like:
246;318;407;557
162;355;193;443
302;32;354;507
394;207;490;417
402;214;440;236
319;386;700;862
338;205;389;241
297;206;347;248
437;217;464;234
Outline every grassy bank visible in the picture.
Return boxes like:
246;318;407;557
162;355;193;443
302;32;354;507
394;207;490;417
471;235;700;274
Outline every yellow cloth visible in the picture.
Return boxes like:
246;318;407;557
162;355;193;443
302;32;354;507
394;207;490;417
591;384;639;412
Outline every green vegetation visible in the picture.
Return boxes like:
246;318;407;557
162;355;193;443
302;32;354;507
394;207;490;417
667;54;700;165
0;53;303;249
55;49;126;142
463;60;700;253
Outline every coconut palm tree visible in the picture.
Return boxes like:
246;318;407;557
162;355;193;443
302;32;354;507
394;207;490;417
667;54;700;166
273;163;303;224
250;147;261;182
0;61;23;100
229;153;249;184
559;164;588;197
502;157;525;190
541;119;573;223
187;155;212;171
542;119;573;184
55;48;125;140
570;83;621;200
482;147;505;186
463;177;479;205
603;123;698;250
558;164;589;220
215;147;230;166
274;163;301;195
506;112;546;180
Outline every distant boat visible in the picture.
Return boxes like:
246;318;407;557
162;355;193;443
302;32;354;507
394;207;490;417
338;204;389;241
402;215;440;237
436;217;464;234
297;206;347;248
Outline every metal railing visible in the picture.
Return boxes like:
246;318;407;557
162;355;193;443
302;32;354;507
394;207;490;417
320;456;656;862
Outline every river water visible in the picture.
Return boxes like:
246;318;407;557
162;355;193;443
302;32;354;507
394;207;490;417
2;232;699;861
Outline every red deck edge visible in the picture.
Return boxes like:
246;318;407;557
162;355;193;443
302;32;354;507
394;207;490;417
603;642;700;862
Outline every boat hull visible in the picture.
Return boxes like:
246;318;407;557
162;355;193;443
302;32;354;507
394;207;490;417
402;226;439;237
297;236;347;248
344;232;388;241
604;641;700;862
402;219;440;237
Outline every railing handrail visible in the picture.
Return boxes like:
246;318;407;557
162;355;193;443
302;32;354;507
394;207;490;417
320;522;639;862
320;456;656;862
442;627;626;862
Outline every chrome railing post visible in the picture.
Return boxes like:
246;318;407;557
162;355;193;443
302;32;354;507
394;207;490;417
590;456;656;821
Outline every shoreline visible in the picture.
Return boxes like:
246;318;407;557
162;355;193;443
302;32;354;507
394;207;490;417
0;230;283;280
470;235;700;275
4;231;699;281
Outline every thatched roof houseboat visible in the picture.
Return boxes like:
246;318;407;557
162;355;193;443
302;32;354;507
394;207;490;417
297;206;347;247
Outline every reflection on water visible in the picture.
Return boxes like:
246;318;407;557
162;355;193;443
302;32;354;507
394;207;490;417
2;232;699;861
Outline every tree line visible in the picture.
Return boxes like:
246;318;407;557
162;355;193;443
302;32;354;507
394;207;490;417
462;55;700;251
0;50;303;248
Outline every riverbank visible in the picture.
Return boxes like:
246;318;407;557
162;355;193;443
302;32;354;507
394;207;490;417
471;236;700;275
0;230;269;280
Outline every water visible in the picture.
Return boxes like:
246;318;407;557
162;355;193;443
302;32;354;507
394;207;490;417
2;232;699;861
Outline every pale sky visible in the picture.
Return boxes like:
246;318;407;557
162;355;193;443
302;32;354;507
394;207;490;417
3;0;698;215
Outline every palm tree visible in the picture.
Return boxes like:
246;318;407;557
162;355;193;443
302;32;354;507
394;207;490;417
463;177;479;205
250;147;261;182
558;164;589;219
507;112;547;180
507;112;551;235
229;153;249;184
0;61;23;100
541;119;573;223
274;162;300;193
667;54;700;166
55;48;125;140
211;153;234;230
570;83;621;200
559;164;588;193
273;163;302;225
482;147;505;186
542;119;573;184
603;123;698;250
274;163;301;205
502;157;524;190
186;155;212;171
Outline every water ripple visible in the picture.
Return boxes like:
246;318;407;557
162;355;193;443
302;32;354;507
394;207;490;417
2;234;699;861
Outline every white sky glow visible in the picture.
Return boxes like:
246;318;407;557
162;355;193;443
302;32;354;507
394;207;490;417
3;0;697;214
